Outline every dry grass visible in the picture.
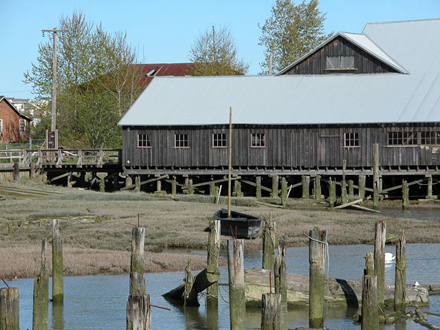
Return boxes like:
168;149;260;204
1;178;440;279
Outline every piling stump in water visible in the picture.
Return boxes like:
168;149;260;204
52;219;64;304
261;293;281;330
365;252;374;276
33;238;49;330
274;242;287;330
374;221;386;309
0;287;19;330
130;227;145;295
361;275;379;330
309;229;327;329
126;294;151;330
394;233;406;313
228;239;246;330
262;217;277;270
207;220;220;305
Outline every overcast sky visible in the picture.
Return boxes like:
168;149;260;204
1;0;439;100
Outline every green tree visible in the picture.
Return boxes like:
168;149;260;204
188;25;249;76
24;11;143;148
259;0;331;74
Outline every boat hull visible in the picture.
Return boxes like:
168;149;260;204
213;209;262;239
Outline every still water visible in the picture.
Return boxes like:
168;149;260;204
11;243;440;329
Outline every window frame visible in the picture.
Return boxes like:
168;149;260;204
0;119;3;134
212;133;227;148
137;133;152;148
174;133;189;148
19;119;26;134
344;132;359;148
325;56;355;70
250;133;266;148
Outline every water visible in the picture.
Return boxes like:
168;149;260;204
9;243;440;329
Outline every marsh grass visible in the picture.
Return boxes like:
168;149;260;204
1;179;440;279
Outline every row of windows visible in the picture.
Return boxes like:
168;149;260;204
137;133;267;149
0;119;26;135
137;131;440;149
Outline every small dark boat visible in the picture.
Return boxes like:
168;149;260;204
213;208;262;239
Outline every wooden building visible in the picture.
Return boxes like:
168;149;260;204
0;96;31;143
118;19;440;198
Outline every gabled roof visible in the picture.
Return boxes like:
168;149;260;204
134;63;194;88
277;31;408;75
0;96;32;121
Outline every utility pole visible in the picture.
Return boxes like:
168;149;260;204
42;27;67;138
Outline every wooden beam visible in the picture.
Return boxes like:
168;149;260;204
49;172;71;183
192;176;240;188
241;179;272;192
121;175;169;191
381;177;428;193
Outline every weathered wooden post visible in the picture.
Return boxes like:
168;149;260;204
135;176;140;193
256;176;262;198
52;219;64;304
30;162;36;178
402;180;409;211
394;232;406;313
309;229;327;329
13;162;19;181
126;294;151;330
373;143;380;210
373;182;379;211
274;242;287;330
361;275;379;330
261;293;281;330
374;221;386;309
130;227;146;295
126;175;133;189
99;177;105;193
348;180;354;200
67;172;72;188
302;175;310;199
155;179;162;194
329;178;336;208
0;287;19;330
426;174;433;199
234;180;243;197
171;176;177;196
365;252;374;276
341;160;347;203
359;174;366;200
314;175;321;200
209;180;216;196
228;239;246;329
186;178;194;194
33;238;49;330
280;177;288;205
207;220;221;305
271;175;279;198
262;216;277;270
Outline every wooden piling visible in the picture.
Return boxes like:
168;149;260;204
373;183;379;211
227;239;246;330
426;174;433;199
361;275;379;330
302;175;310;199
271;175;279;198
234;180;243;197
309;229;327;329
99;177;105;193
329;178;336;208
359;174;366;200
402;180;409;211
280;177;288;205
256;176;262;198
341;160;347;203
32;238;49;330
394;232;406;313
207;220;221;305
126;294;151;330
262;217;277;270
274;242;287;330
0;287;19;330
135;176;140;193
130;227;145;295
314;175;321;200
261;293;281;330
374;221;386;309
373;143;380;193
126;176;133;189
12;163;19;181
365;252;374;276
30;162;36;178
52;219;64;304
171;176;177;196
348;180;354;200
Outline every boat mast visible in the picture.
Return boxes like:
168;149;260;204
228;107;232;218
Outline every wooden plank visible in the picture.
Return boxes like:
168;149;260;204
382;177;428;193
333;198;363;209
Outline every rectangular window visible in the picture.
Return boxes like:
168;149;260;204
0;119;3;134
212;133;226;148
174;134;189;148
251;133;266;148
137;134;151;148
403;132;417;145
19;119;26;134
326;56;355;69
344;132;359;147
420;131;436;145
388;132;402;145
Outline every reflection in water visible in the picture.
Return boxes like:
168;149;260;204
52;302;64;330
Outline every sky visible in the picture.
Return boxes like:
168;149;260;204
1;0;439;101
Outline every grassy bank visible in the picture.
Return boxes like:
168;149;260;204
1;177;440;279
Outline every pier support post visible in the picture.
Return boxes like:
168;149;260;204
426;174;433;199
302;175;310;199
234;180;243;197
33;238;49;330
314;175;321;200
52;219;64;304
275;242;287;330
13;163;19;181
348;180;354;200
402;180;409;211
394;232;406;313
0;287;19;330
374;221;386;309
30;162;36;178
135;176;140;193
271;175;279;198
359;174;366;200
262;216;277;270
373;183;379;211
280;177;288;205
207;220;221;305
99;177;105;192
373;143;380;192
361;275;379;330
256;176;262;198
209;180;216;196
126;176;133;189
329;178;336;208
261;293;281;330
228;239;246;330
309;229;327;329
171;176;177;196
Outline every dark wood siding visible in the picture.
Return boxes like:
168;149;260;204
122;124;440;170
282;36;398;75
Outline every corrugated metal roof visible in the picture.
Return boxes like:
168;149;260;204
119;19;440;127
